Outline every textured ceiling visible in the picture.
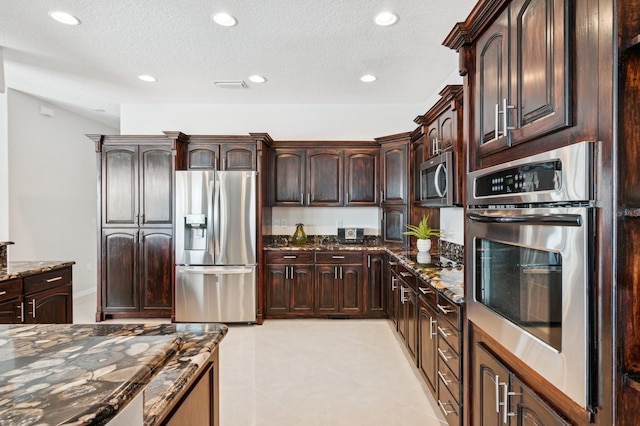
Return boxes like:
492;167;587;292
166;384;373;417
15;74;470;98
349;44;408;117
0;0;476;128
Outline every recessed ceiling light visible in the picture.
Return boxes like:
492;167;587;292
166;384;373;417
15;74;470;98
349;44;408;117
374;11;398;27
248;75;267;83
211;12;237;27
49;11;81;26
360;74;377;83
138;75;157;82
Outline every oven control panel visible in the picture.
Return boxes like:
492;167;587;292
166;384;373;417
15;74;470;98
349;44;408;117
475;160;561;197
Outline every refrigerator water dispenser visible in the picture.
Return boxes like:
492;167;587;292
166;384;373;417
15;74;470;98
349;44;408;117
184;214;207;250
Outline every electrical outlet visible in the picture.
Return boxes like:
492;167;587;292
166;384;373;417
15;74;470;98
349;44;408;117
281;219;287;227
273;219;280;226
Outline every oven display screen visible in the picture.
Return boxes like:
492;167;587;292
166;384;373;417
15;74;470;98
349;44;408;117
475;160;562;197
475;239;562;351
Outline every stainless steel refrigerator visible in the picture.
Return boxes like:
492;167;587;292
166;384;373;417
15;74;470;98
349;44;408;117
174;170;257;323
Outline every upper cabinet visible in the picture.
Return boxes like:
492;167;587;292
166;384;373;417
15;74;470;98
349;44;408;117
444;0;581;171
271;142;379;207
379;134;409;205
415;86;463;160
183;135;258;171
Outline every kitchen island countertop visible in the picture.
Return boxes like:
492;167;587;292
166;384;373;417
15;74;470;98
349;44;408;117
0;322;227;425
0;260;76;282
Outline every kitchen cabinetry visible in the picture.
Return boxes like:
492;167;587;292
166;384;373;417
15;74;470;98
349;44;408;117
364;252;385;317
474;341;570;426
396;263;418;363
0;278;22;323
378;133;411;246
315;252;362;315
410;127;425;205
418;282;438;393
271;144;378;207
89;134;182;321
387;257;399;329
436;294;462;425
265;251;315;316
186;142;256;171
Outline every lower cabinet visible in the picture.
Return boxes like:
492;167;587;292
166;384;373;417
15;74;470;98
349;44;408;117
101;228;172;320
0;267;73;324
419;288;438;393
315;252;363;315
265;252;315;316
364;252;386;316
474;341;570;426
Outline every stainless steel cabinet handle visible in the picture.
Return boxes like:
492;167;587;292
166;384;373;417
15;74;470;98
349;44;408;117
46;276;63;283
438;370;453;385
300;193;304;206
340;267;343;280
388;261;398;266
419;286;434;295
0;291;6;296
391;276;397;291
290;266;294;277
438;347;453;361
332;256;345;259
502;383;521;424
429;317;436;339
437;303;454;315
503;98;515;137
438;325;452;337
495;375;501;414
400;286;409;304
18;302;24;321
367;255;371;268
31;299;36;318
438;400;456;416
283;255;297;259
400;272;412;278
335;266;338;280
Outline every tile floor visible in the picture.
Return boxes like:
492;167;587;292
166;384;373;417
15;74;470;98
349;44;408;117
74;294;447;425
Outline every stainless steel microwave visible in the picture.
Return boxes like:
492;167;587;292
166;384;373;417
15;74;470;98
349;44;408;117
419;151;455;207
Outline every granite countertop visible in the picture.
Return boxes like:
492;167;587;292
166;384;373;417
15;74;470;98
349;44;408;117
0;323;227;426
0;261;76;282
265;243;464;304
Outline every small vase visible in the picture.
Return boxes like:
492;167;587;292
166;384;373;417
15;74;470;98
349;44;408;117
416;238;431;253
416;252;432;265
292;223;307;246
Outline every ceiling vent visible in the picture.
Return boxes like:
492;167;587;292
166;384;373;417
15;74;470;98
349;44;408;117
213;80;247;89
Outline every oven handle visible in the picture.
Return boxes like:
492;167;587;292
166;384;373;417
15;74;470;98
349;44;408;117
467;212;582;227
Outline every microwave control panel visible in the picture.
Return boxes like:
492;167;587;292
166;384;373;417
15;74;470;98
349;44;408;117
475;160;561;197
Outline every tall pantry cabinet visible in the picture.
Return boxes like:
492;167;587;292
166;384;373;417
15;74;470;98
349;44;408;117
88;133;188;322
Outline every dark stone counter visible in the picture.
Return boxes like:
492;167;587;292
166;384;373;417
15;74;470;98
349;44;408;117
0;260;76;282
0;323;227;425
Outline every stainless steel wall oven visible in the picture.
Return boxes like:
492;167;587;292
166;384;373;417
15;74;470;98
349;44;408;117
466;142;595;408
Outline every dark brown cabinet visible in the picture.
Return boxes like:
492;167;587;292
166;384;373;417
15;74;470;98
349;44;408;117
307;149;343;206
345;149;379;206
102;145;173;227
315;252;362;315
449;0;571;163
265;252;315;316
381;205;408;245
25;284;72;324
410;129;425;205
90;135;179;321
185;136;257;171
387;258;399;329
272;149;306;205
378;133;410;246
474;342;570;426
0;278;23;324
364;252;386;316
396;264;418;363
418;285;438;393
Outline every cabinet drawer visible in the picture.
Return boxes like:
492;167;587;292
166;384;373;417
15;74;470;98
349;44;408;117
0;279;22;302
438;358;461;405
416;278;437;306
437;295;460;330
437;375;461;426
315;252;361;264
397;264;415;287
438;336;460;380
387;257;399;273
437;316;460;354
266;251;314;264
24;267;72;295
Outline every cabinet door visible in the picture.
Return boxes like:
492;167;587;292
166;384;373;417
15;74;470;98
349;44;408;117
419;299;438;392
103;146;138;226
265;264;288;314
345;149;379;206
315;265;338;313
381;143;408;204
187;145;219;170
382;205;408;245
338;265;362;314
290;265;314;313
26;284;72;324
139;229;173;311
307;149;343;206
439;109;456;152
221;144;256;170
509;0;570;145
273;149;305;205
365;253;385;315
139;146;173;226
388;269;399;328
474;342;511;426
405;286;419;362
475;10;510;157
0;298;22;324
427;126;440;159
412;141;425;204
102;229;138;312
509;375;570;426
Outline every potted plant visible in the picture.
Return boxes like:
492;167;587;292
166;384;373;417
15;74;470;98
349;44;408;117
403;214;441;252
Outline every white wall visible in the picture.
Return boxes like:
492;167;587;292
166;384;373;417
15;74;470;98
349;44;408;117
0;91;7;240
121;103;425;139
439;207;464;246
7;89;118;299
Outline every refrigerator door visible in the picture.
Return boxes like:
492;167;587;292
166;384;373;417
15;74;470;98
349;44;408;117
214;171;256;265
175;265;256;323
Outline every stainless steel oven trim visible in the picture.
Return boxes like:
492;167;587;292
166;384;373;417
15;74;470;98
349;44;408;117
466;205;593;408
467;141;595;206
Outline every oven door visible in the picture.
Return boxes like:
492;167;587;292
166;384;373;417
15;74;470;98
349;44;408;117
420;151;454;207
466;206;593;408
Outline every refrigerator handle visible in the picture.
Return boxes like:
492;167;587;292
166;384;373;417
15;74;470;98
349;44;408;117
212;175;221;260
